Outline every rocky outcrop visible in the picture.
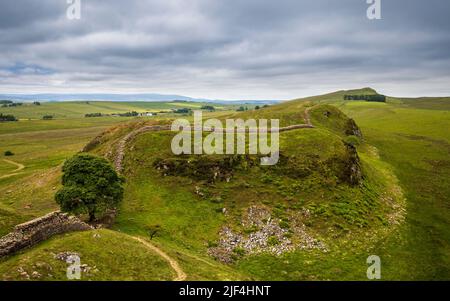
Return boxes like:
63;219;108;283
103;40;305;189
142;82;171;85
0;211;92;258
342;142;363;185
208;206;327;263
345;118;363;138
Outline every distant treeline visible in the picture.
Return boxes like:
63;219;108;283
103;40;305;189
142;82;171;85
1;100;41;107
173;108;192;114
85;113;103;118
115;111;139;117
85;111;141;117
1;100;23;107
0;113;18;122
344;94;386;102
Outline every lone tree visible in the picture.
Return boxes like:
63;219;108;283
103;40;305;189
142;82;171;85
55;154;124;222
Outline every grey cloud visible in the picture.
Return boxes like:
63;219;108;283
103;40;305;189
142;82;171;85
0;0;449;99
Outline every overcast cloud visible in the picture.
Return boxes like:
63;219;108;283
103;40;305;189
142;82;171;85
0;0;449;99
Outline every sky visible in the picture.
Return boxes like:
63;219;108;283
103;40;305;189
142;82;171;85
0;0;449;100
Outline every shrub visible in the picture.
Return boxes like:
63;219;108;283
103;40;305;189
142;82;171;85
0;113;17;122
42;115;53;120
55;154;124;222
200;105;215;111
173;108;192;114
146;224;161;240
4;150;14;156
236;106;248;111
344;135;361;146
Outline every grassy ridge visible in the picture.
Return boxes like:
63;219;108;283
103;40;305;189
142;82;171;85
104;97;405;280
338;101;450;279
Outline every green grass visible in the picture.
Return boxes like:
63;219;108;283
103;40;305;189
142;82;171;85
0;89;449;280
0;101;240;120
114;131;227;251
0;103;249;280
0;229;175;281
337;100;450;279
0;114;170;236
0;102;234;236
101;100;403;280
0;117;133;135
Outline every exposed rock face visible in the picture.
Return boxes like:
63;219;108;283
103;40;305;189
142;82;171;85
208;206;327;263
345;118;363;138
343;142;363;186
0;211;92;258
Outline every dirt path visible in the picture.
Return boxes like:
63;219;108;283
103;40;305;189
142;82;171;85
0;159;25;179
131;236;187;281
304;106;314;126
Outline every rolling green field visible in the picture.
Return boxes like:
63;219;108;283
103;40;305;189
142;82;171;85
0;101;243;120
0;117;127;236
0;91;449;280
0;101;237;236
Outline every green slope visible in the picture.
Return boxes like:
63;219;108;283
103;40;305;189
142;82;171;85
338;99;450;279
84;91;404;280
0;229;175;281
0;88;448;280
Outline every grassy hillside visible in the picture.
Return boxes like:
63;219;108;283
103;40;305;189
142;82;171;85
0;229;175;281
0;89;448;280
0;102;236;237
337;100;450;279
0;117;131;236
0;228;247;281
75;91;405;280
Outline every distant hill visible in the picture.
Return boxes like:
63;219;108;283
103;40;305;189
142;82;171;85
0;93;280;105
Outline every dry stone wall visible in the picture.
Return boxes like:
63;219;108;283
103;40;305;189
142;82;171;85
0;211;92;258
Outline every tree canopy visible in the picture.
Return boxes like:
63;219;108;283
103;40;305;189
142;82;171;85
55;154;124;222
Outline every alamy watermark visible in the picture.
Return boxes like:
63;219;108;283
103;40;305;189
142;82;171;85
66;0;81;20
367;255;381;279
171;111;280;166
66;254;81;280
367;0;381;20
65;1;380;21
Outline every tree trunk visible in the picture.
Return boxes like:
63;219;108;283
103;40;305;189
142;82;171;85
88;211;96;223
